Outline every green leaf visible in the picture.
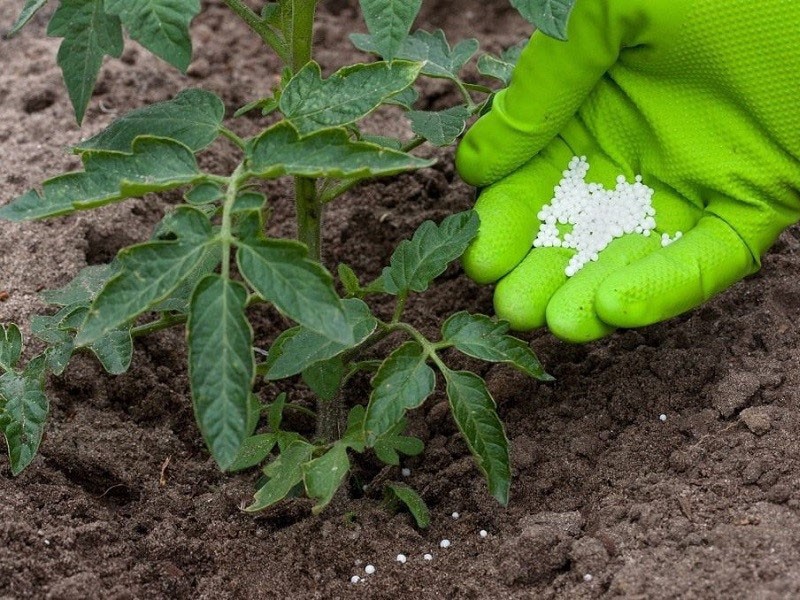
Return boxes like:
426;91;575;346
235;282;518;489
75;89;224;153
263;299;377;380
30;312;74;375
302;357;344;401
248;122;433;180
303;443;350;514
442;312;553;380
8;0;49;37
443;369;510;505
76;207;213;346
358;0;421;61
337;263;362;297
477;44;525;85
341;405;367;452
281;61;421;135
47;0;123;124
0;325;23;372
31;304;133;375
236;237;352;345
373;419;424;466
407;106;470;146
104;0;200;71
384;483;430;528
267;393;287;432
364;342;435;444
149;243;222;314
0;356;49;475
510;0;576;40
232;191;267;213
380;210;479;295
40;264;117;306
188;275;255;471
0;136;201;222
89;329;133;375
351;29;478;81
385;86;419;110
229;433;277;472
185;182;224;205
246;440;314;512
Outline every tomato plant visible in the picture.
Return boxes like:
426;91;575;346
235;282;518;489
1;0;573;517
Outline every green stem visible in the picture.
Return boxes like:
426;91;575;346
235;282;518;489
222;0;289;63
220;127;247;151
391;291;408;324
295;176;322;261
455;79;478;111
131;313;187;338
221;164;247;279
386;321;449;371
288;0;317;73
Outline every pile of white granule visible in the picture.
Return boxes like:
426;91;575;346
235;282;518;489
533;156;681;277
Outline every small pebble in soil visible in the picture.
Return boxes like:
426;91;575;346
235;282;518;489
451;512;460;519
439;539;451;548
365;565;376;575
659;414;667;422
424;553;433;561
479;530;488;538
401;468;411;477
584;574;594;582
350;576;361;584
396;554;407;564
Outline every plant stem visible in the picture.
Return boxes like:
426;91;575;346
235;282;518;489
220;127;247;151
316;395;344;444
288;0;317;73
392;291;408;323
131;313;187;338
221;164;247;279
222;0;289;63
295;176;322;261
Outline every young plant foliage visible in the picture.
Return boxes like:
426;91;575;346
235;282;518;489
0;137;201;221
8;0;49;36
407;106;471;147
351;29;479;81
188;275;255;470
379;210;480;294
2;0;557;520
443;368;511;505
104;0;200;72
364;342;435;444
510;0;577;40
357;0;422;61
0;356;49;476
74;89;224;154
280;61;422;135
248;122;433;180
46;0;124;124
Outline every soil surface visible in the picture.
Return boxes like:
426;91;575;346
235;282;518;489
3;1;800;598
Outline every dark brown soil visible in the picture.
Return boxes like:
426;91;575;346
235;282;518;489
3;1;800;598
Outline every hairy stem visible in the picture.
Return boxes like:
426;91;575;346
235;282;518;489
221;164;247;279
288;0;317;73
295;176;322;261
131;313;187;338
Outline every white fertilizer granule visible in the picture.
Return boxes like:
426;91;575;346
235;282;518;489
533;156;680;276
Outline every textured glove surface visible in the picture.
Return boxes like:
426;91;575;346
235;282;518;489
456;0;800;342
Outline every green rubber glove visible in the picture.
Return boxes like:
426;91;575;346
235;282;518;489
456;0;800;342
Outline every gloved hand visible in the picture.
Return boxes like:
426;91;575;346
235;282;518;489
456;0;800;342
